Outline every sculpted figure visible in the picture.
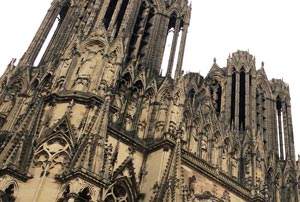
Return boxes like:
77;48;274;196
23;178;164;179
231;150;238;179
124;98;137;131
221;144;229;172
74;45;100;90
101;51;117;86
137;95;150;138
139;95;150;123
154;97;168;138
0;93;14;114
78;49;98;77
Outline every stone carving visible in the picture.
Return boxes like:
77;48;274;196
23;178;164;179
155;95;169;138
200;132;208;160
231;149;238;179
33;137;71;177
221;141;230;173
101;51;117;87
0;93;14;115
124;95;137;131
74;44;103;91
137;95;151;138
56;55;72;90
188;176;196;195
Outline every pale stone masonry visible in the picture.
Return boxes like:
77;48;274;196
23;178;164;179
0;0;299;201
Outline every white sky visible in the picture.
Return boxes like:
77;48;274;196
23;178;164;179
0;0;299;156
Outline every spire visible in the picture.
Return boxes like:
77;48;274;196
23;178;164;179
0;97;43;174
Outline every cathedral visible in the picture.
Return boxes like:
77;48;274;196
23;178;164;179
0;0;300;201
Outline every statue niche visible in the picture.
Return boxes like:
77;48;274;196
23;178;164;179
0;79;21;117
189;125;198;154
200;132;208;160
0;93;15;115
137;94;151;138
100;51;117;91
169;92;181;133
74;43;104;91
56;54;72;90
231;147;239;179
221;139;230;173
154;94;170;138
124;91;138;131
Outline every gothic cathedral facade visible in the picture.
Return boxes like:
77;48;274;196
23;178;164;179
0;0;299;201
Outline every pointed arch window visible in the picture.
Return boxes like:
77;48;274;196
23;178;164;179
230;68;236;127
103;0;119;29
78;188;92;202
276;97;285;160
161;13;183;77
104;181;134;202
0;184;16;202
239;67;246;131
34;1;71;66
33;121;74;177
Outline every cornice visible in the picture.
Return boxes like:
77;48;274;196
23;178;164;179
0;166;32;182
56;169;107;188
181;150;255;201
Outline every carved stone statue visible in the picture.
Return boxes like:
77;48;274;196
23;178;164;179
137;95;150;138
200;133;208;160
154;96;169;138
0;93;14;115
74;45;100;91
188;175;196;195
101;51;117;87
78;49;98;77
124;98;137;131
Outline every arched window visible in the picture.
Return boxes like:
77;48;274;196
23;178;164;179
239;68;246;131
161;13;183;77
0;184;16;202
78;187;92;202
104;181;134;202
230;68;236;127
276;97;285;160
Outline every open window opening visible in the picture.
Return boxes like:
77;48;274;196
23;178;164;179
171;23;183;78
161;14;176;76
34;2;70;66
113;0;129;38
276;97;285;160
138;8;155;70
239;68;246;131
215;83;222;116
103;0;118;29
78;187;92;202
126;2;147;62
0;184;16;202
104;181;133;202
230;69;236;127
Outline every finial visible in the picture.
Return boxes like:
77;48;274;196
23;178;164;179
213;57;216;64
261;61;264;67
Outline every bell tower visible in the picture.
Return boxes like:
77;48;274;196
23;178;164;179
0;0;192;201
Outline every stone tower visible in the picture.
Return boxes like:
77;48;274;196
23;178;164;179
0;0;299;202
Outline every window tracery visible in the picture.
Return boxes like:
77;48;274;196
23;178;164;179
104;182;133;202
33;132;72;177
0;184;16;202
